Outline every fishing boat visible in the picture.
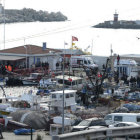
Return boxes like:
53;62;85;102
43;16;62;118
22;73;44;86
39;78;57;88
55;75;84;90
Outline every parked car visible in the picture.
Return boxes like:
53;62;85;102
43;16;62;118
87;125;107;130
71;117;106;132
109;122;139;128
109;122;140;139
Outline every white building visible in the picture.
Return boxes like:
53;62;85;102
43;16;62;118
0;44;62;71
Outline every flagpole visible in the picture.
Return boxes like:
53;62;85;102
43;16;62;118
91;39;93;55
71;36;73;86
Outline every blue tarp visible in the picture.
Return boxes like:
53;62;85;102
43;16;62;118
123;104;140;111
37;89;50;94
14;128;35;135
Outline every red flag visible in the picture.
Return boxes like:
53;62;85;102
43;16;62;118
98;74;102;78
72;36;78;41
68;78;72;82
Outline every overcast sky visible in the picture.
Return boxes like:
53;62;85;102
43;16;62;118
3;0;140;22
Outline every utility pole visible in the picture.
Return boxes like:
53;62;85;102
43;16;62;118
3;0;5;50
24;39;27;69
110;44;114;81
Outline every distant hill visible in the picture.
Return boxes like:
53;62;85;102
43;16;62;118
0;8;68;23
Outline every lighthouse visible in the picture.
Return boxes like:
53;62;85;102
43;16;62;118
114;11;118;22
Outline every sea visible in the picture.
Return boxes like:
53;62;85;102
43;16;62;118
0;20;139;96
0;20;140;57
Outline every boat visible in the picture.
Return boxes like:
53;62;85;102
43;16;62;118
39;78;57;88
22;73;44;86
55;75;84;90
48;89;77;113
114;59;140;78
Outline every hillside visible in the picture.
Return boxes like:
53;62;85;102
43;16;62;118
0;8;68;23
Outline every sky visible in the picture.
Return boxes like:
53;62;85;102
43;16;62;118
3;0;140;22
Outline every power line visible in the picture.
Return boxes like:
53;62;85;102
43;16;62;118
0;21;94;44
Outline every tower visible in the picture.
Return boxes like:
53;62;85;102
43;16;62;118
114;11;118;22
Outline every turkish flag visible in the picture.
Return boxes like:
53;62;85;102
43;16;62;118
72;36;78;41
68;78;72;82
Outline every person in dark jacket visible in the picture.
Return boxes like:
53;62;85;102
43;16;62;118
117;55;120;65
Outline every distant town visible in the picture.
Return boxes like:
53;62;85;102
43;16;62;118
94;11;140;29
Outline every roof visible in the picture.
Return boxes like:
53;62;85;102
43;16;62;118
59;49;84;55
50;90;77;94
86;117;102;121
55;75;82;81
110;113;140;116
0;45;61;55
0;55;25;61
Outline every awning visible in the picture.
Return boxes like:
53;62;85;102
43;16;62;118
0;55;25;61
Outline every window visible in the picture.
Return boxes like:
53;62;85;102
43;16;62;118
70;94;74;97
65;94;69;98
90;120;100;126
114;116;122;122
104;115;112;120
52;94;56;98
78;120;91;126
137;116;140;122
88;60;91;64
118;123;125;127
84;60;87;64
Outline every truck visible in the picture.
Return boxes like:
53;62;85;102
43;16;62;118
70;55;98;70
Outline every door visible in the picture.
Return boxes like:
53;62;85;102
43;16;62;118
114;116;123;124
104;115;113;125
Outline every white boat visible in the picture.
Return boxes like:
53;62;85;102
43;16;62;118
48;89;77;113
114;59;139;78
55;75;84;90
39;78;57;88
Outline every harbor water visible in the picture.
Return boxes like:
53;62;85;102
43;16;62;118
0;21;140;56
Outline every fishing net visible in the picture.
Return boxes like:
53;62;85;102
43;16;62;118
11;100;30;108
10;110;50;129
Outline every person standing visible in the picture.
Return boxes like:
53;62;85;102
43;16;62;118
117;55;120;65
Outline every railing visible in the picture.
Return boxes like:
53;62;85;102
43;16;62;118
52;126;140;140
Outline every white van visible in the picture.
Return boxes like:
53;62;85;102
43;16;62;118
104;113;140;125
70;55;98;69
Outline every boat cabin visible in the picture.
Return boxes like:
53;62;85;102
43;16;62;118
55;75;83;90
49;90;77;112
114;59;139;78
